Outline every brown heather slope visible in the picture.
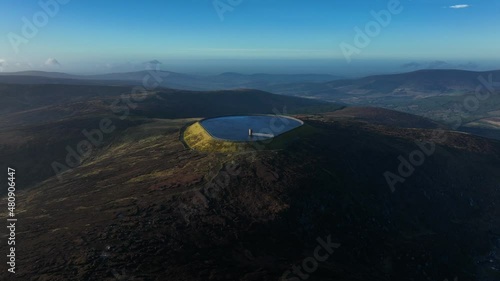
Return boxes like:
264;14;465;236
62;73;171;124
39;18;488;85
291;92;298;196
1;113;500;281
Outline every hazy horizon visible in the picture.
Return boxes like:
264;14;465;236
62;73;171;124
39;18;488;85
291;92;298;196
2;1;500;75
3;58;500;78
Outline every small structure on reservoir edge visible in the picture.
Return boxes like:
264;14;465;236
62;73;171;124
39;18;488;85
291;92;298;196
249;128;253;137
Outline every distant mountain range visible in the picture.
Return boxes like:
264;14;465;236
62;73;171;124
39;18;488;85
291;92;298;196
267;69;500;100
1;69;498;99
2;69;500;140
0;70;343;91
266;69;500;140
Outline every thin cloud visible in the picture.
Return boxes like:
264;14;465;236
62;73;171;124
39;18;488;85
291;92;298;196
145;59;161;65
449;4;470;9
143;59;162;71
0;59;6;72
45;58;61;67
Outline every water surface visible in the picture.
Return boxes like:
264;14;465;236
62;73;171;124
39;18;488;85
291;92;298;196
200;115;303;141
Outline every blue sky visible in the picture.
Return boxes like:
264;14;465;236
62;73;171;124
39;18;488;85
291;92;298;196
1;0;500;75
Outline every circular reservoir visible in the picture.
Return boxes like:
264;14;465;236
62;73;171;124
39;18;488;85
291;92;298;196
199;115;304;142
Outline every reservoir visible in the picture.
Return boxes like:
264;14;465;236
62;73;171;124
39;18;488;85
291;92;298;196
199;115;303;142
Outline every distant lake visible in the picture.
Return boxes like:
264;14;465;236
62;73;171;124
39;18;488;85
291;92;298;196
200;115;303;142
